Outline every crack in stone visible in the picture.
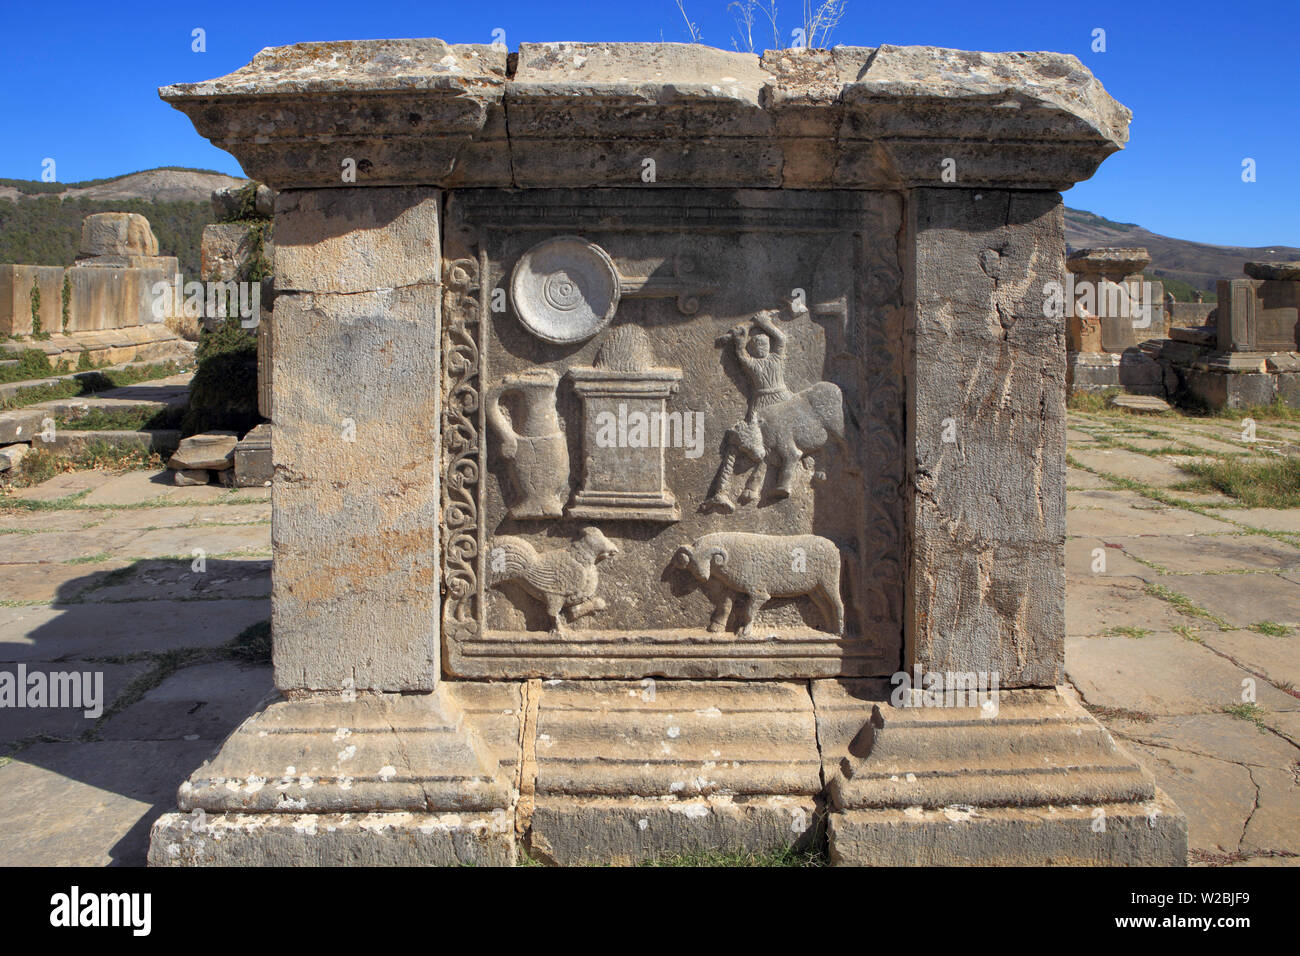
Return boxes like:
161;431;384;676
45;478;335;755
805;680;826;793
1239;765;1262;853
1113;730;1296;770
515;678;541;843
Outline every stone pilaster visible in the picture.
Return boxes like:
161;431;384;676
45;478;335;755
906;188;1067;689
270;186;443;693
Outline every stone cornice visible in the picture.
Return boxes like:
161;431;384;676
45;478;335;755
161;38;1130;191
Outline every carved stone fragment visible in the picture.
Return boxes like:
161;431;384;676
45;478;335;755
673;532;844;637
510;235;620;344
489;527;619;634
704;310;847;512
487;367;569;519
568;325;683;522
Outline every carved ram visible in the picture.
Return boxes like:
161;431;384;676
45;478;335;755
672;532;843;637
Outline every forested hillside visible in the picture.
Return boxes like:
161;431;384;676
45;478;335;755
0;196;208;277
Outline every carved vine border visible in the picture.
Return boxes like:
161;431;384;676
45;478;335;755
441;249;486;639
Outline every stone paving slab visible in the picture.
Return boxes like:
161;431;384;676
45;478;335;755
1109;534;1300;574
1065;537;1158;578
97;661;274;742
1198;630;1300;692
9;471;118;502
1239;767;1300;856
0;511;103;532
1065;466;1111;489
88;503;272;531
1118;738;1261;857
1262;710;1300;747
1065;578;1207;637
1212;509;1300;534
1067;447;1194;487
0;661;154;745
1065;633;1300;715
1067;490;1237;536
0;599;271;663
0;528;145;564
1105;712;1300;770
121;525;271;561
77;558;271;603
0;740;214;866
0;558;135;603
1159;573;1300;628
80;471;232;507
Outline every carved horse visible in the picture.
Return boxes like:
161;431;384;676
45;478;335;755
703;381;846;512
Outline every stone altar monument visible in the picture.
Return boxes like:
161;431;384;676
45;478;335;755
148;39;1185;866
1064;247;1166;395
1159;261;1300;408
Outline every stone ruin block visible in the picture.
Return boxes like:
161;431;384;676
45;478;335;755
0;264;64;336
1063;246;1166;395
0;212;189;365
1157;263;1300;410
1216;276;1300;353
76;211;159;265
146;38;1186;867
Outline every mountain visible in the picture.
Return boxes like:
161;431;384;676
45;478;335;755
1065;208;1300;300
0;169;1294;301
0;167;249;204
0;168;251;278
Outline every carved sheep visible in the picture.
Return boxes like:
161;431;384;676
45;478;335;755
672;532;843;637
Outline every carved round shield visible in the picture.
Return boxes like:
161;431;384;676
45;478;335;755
510;236;620;344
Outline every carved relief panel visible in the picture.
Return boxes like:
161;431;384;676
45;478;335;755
441;189;904;679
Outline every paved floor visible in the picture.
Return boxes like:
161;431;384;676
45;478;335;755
0;407;1296;865
0;469;271;866
1064;409;1300;866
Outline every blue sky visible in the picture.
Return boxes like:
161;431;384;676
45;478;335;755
1;0;1295;247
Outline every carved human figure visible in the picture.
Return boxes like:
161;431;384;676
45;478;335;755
703;311;845;512
672;532;844;637
734;310;795;433
489;527;619;634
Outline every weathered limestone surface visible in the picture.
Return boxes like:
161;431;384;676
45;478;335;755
78;212;159;263
273;304;439;687
525;680;821;864
271;186;440;692
233;422;272;487
161;39;1129;192
149;810;514;866
829;792;1185;866
275;188;441;294
146;38;1183;867
816;681;1186;865
0;265;63;336
907;189;1067;687
149;689;517;866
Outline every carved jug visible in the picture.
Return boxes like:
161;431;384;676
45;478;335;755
487;368;569;518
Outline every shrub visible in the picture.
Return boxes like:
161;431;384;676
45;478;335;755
181;316;260;437
0;348;54;384
61;273;71;332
